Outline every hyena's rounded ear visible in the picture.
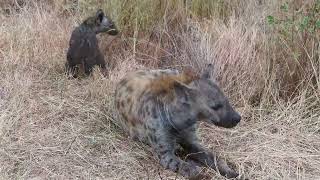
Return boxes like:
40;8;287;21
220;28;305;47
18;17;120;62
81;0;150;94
96;9;105;23
173;81;195;99
201;63;214;79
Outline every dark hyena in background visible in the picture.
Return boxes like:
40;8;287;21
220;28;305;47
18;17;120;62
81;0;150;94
66;9;118;78
114;65;241;179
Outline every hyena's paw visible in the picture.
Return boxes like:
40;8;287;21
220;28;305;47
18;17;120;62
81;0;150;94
225;170;239;179
101;69;109;77
188;169;211;180
236;174;249;180
219;167;239;179
216;159;239;179
180;165;210;180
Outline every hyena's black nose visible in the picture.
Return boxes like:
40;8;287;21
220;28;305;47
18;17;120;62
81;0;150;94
233;113;241;123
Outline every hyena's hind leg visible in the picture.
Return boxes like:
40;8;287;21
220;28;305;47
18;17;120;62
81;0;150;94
180;140;239;179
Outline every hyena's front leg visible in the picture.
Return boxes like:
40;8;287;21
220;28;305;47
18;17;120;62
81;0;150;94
181;141;239;179
96;53;108;77
152;133;208;179
65;61;78;78
83;59;94;75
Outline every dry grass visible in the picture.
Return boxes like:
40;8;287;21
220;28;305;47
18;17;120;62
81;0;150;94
0;1;320;180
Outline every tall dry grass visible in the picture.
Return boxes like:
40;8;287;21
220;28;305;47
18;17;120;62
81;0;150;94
0;0;319;179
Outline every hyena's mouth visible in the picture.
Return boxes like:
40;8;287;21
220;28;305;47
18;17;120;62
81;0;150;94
213;120;240;129
107;29;118;35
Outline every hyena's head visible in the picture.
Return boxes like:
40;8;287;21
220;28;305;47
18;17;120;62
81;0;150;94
168;65;240;129
85;9;118;35
192;64;241;128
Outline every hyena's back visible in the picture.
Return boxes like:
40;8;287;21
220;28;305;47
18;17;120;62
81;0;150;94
114;69;179;140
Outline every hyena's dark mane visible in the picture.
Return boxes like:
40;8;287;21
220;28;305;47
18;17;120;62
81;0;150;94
148;68;199;97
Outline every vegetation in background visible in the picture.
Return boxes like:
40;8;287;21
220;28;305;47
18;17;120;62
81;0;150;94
266;0;320;98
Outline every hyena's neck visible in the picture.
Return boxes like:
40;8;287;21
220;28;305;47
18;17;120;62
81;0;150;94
78;18;98;34
157;100;197;132
78;24;95;34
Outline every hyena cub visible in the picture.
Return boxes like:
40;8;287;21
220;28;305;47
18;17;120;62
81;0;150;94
115;65;241;179
66;9;118;78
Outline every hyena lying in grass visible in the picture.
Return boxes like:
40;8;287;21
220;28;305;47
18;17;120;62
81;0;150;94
115;65;241;179
66;9;118;78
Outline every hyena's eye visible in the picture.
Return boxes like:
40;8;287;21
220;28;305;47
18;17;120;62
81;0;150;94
210;103;223;110
181;102;191;108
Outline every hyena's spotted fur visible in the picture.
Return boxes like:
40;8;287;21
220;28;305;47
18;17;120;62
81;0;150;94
66;9;118;78
115;65;241;179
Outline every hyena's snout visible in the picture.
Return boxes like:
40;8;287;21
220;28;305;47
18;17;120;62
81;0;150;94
199;106;241;128
107;22;118;35
227;111;241;127
218;110;241;128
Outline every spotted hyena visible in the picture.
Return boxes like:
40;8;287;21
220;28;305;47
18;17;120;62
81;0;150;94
66;9;118;78
114;64;241;179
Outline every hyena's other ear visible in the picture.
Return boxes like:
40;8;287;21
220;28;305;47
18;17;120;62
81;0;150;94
201;63;214;79
96;9;104;23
